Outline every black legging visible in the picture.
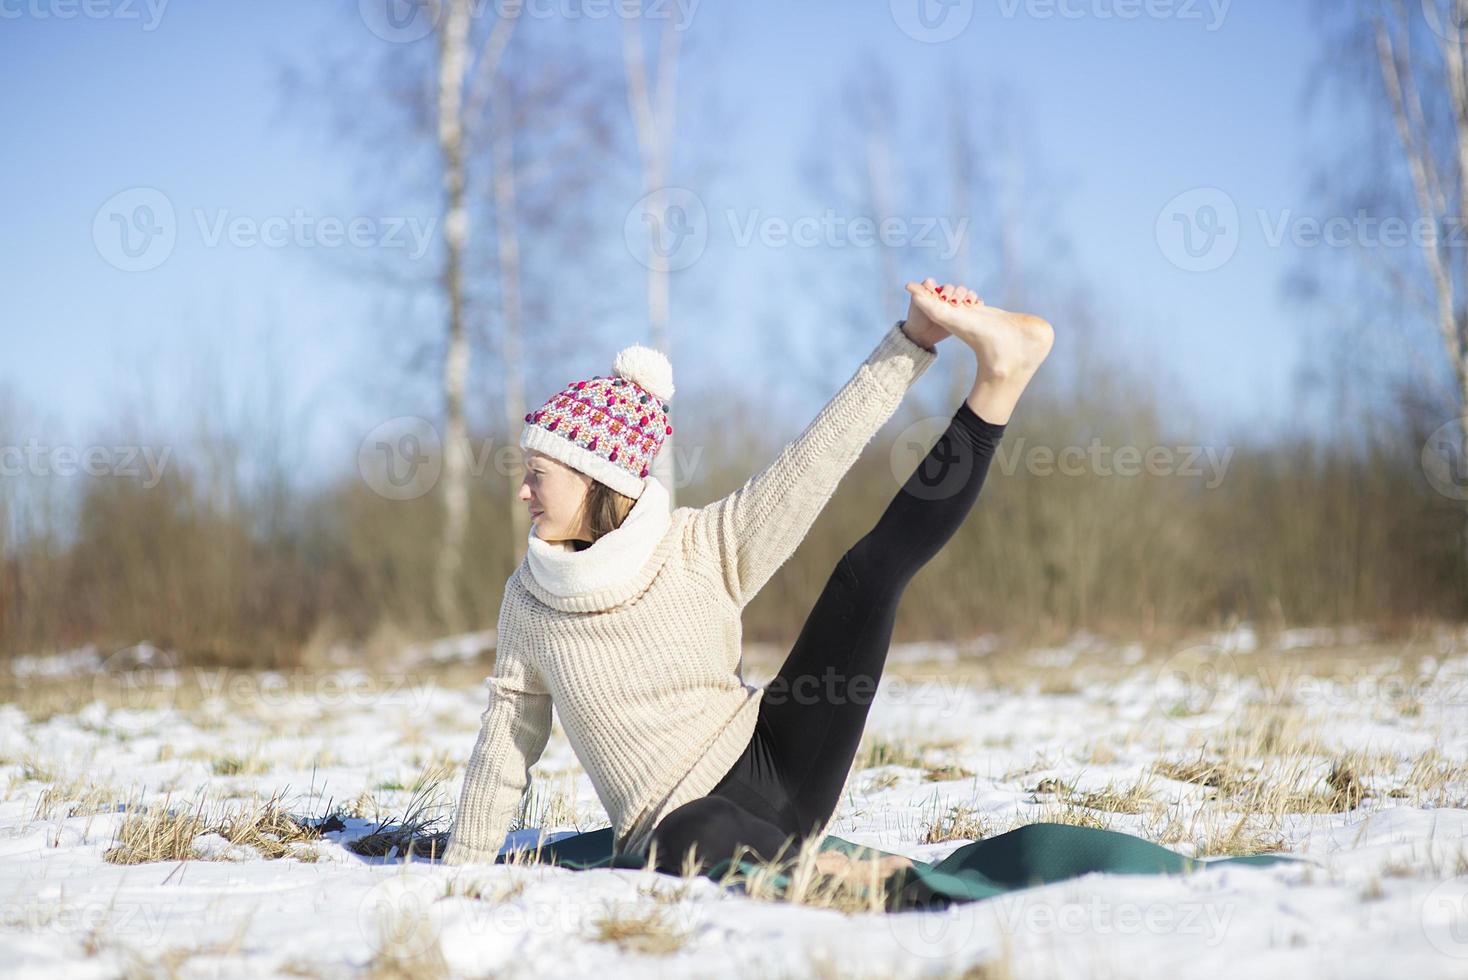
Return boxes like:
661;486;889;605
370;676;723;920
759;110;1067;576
649;399;1006;875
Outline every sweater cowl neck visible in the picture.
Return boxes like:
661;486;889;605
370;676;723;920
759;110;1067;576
522;475;674;611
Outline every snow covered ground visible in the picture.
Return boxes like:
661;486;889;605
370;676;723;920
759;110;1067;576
2;632;1466;978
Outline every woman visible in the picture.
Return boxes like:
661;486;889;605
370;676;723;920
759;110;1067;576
441;278;1054;880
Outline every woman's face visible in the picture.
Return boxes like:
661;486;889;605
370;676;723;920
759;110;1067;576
519;450;592;543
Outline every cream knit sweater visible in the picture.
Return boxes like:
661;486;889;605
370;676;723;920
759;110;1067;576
441;321;938;865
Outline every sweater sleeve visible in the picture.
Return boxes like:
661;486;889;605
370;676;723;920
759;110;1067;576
441;622;553;866
686;320;939;608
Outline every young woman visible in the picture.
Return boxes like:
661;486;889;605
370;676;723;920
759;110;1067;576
442;278;1054;880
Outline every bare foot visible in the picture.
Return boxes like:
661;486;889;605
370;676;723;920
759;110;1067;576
903;278;1054;424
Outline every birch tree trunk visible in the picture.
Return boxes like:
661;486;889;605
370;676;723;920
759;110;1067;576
491;80;531;565
623;11;681;505
1371;0;1468;582
434;0;472;632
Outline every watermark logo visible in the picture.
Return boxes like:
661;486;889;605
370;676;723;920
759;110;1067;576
359;0;438;43
1156;187;1239;272
358;0;701;42
890;0;974;43
1422;419;1468;501
890;417;979;501
1151;643;1239;731
1422;876;1468;958
1420;0;1468;44
359;417;443;501
889;903;981;957
993;437;1234;487
994;0;1231;30
356;417;708;498
91;644;180;734
360;872;443;958
0;0;169;30
728;209;968;261
0;440;171;487
93;189;437;272
93;187;176;273
625;186;708;273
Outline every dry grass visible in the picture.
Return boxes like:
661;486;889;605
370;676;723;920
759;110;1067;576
104;795;210;865
212;791;330;859
30;777;122;820
854;736;928;771
923;804;991;844
1063;777;1161;816
347;764;453;860
589;905;690;956
102;788;342;865
210;750;273;777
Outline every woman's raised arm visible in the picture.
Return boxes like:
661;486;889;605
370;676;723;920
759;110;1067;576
684;319;939;608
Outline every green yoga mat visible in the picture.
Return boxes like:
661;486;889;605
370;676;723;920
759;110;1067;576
487;822;1298;912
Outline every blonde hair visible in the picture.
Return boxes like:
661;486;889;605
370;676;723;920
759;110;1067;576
576;479;637;546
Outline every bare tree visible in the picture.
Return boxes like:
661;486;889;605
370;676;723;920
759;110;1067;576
1310;0;1468;572
622;8;683;505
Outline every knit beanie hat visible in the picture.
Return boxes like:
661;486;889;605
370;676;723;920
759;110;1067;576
519;344;675;500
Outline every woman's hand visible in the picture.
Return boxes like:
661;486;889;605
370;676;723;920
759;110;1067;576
901;277;981;350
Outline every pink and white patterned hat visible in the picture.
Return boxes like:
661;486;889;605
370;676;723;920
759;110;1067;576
519;344;674;499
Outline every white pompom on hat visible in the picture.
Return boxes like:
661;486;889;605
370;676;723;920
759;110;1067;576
613;344;675;401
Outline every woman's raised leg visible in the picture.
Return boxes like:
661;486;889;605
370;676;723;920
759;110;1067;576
756;281;1054;840
755;399;1007;838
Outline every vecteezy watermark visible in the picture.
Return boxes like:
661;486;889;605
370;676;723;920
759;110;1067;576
357;416;707;499
890;0;1230;43
1420;0;1468;45
1156;187;1241;273
889;0;975;43
1423;876;1468;958
93;188;176;272
989;893;1237;946
1151;643;1241;731
995;0;1231;30
1421;418;1468;501
358;0;700;44
759;668;972;718
92;188;437;272
888;418;1235;495
624;187;709;273
1159;187;1468;272
193;209;436;259
0;0;168;30
624;187;970;272
993;438;1234;487
0;439;171;488
727;209;969;262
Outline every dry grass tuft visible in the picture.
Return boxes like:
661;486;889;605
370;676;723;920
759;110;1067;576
349;761;453;860
590;905;690;956
1063;778;1160;816
854;736;927;771
213;791;329;859
104;795;210;865
924;804;991;844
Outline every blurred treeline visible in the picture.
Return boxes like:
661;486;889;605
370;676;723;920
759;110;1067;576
1;357;1461;669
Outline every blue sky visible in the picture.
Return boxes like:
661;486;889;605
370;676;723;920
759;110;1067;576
1;0;1341;479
